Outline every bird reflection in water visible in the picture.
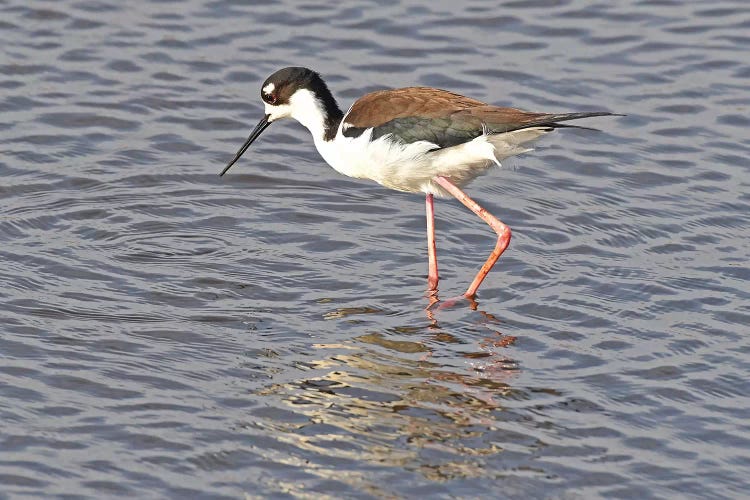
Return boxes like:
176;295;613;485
251;297;522;486
424;289;519;407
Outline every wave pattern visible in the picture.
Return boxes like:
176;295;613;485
1;0;749;497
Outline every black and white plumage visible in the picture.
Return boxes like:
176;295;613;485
221;67;618;298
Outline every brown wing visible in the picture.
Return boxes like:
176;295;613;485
344;87;615;148
344;87;490;128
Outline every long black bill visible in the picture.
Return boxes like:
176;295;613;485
219;114;272;176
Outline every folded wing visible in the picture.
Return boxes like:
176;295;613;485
342;87;615;148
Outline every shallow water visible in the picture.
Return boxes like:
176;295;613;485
1;0;749;498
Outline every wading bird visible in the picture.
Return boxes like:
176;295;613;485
221;67;616;298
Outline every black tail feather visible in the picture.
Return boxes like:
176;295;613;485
514;111;623;133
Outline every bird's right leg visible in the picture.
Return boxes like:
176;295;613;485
426;193;439;291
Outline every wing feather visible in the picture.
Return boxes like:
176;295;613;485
342;87;616;148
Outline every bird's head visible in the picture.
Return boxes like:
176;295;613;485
220;67;330;176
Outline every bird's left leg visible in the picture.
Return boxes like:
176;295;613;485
426;193;439;290
433;176;511;298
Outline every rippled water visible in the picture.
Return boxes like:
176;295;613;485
2;0;749;497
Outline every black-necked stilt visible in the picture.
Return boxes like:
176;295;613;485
220;67;617;298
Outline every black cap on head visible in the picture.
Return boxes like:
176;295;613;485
261;67;320;106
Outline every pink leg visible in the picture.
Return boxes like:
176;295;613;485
426;193;439;290
433;176;511;298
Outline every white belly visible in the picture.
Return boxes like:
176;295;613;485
313;127;549;195
314;130;435;192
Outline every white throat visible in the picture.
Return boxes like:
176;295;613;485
288;89;328;140
264;88;330;141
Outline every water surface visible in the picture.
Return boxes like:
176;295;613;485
1;0;749;498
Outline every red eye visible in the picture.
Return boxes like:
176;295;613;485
268;94;277;104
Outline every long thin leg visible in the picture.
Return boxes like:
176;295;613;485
433;176;511;298
426;193;439;290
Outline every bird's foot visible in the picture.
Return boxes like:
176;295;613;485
428;293;478;311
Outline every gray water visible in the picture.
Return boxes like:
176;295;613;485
1;0;749;498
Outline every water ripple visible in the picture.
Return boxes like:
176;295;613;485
1;0;749;497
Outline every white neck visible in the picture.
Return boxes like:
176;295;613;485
289;89;329;141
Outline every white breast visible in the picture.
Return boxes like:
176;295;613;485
314;128;517;195
314;129;439;193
